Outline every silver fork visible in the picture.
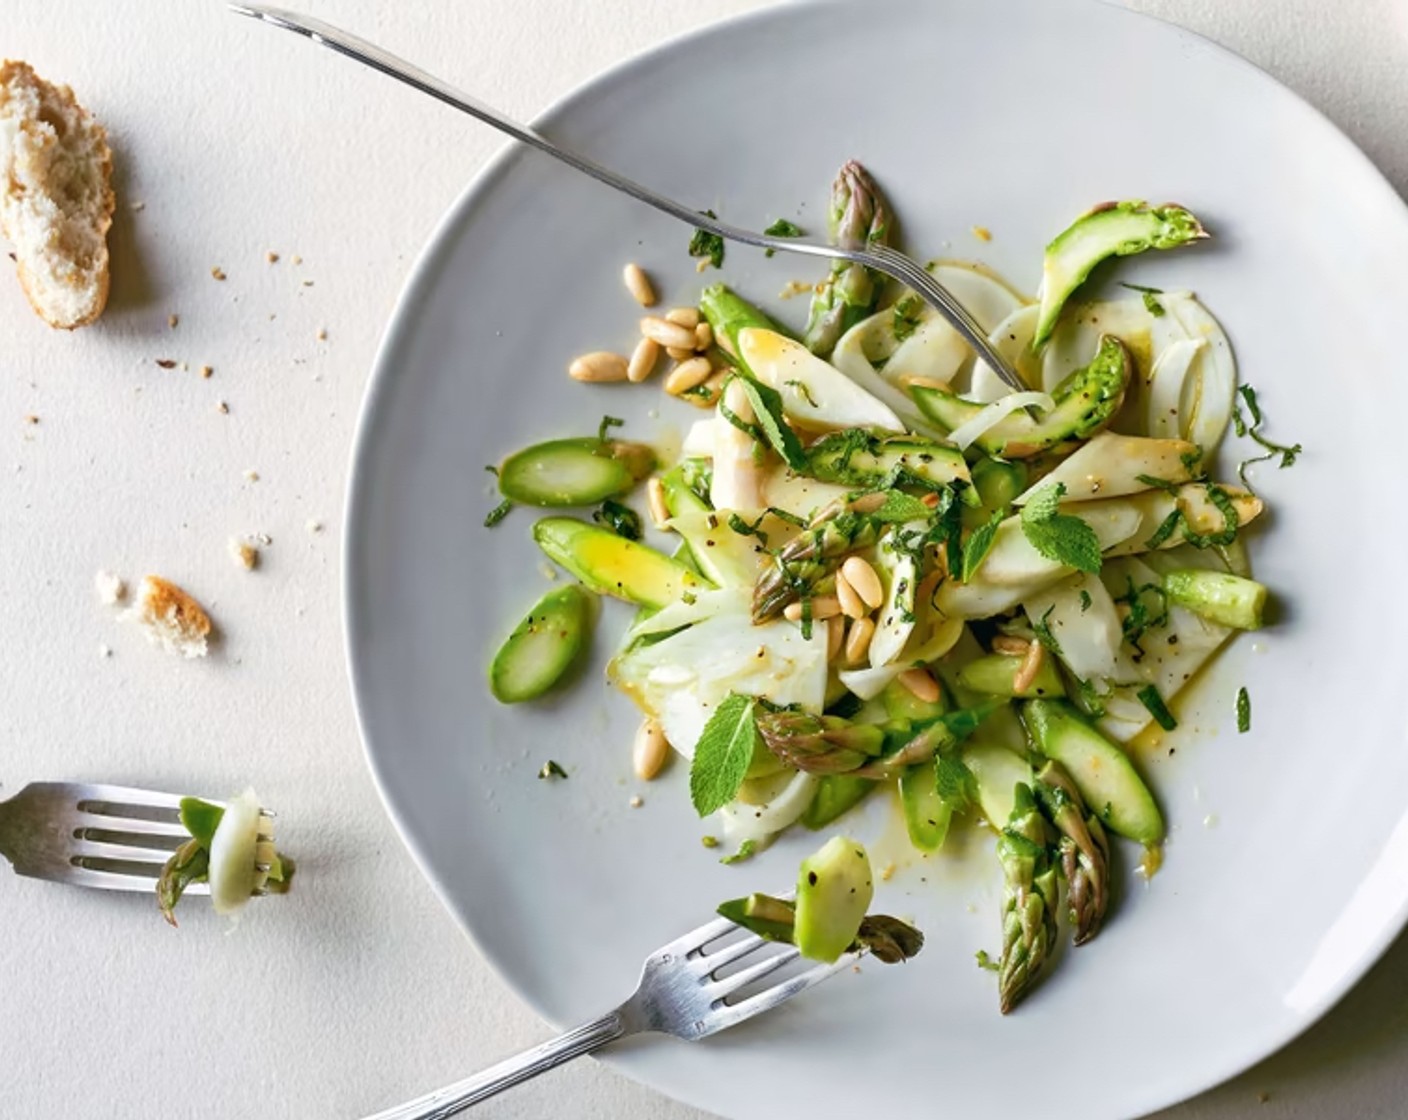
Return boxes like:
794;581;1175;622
0;781;271;893
361;912;859;1119
229;3;1027;393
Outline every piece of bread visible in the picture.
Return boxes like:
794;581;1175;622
0;61;114;329
127;575;212;659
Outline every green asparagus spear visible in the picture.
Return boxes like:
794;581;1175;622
716;893;924;964
996;783;1060;1014
752;710;887;774
804;161;894;356
1033;759;1110;946
752;509;881;622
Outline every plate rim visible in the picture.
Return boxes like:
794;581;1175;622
342;2;1408;1116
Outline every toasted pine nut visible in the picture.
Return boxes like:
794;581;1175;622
623;263;657;307
934;541;950;578
783;595;841;623
641;316;698;350
841;557;884;610
921;491;940;508
568;351;629;382
686;371;729;408
836;570;868;620
826;615;846;661
666;345;695;361
899;374;948;390
665;306;700;329
627;337;661;383
848;491;887;515
897;667;941;704
844;617;876;665
665;356;713;396
694;322;713;350
1012;639;1046;695
646;477;670;527
633;718;670;781
992;635;1033;657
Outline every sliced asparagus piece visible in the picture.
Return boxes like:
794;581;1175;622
1023;699;1164;844
489;584;593;703
996;783;1060;1013
911;335;1131;458
533;517;700;609
804;161;894;356
498;437;655;507
1033;758;1110;945
800;774;876;829
962;457;1029;529
899;761;953;850
962;741;1034;830
795;836;874;962
1034;201;1208;348
1162;569;1267;630
957;653;1065;699
716;892;924;964
804;430;971;490
752;508;882;622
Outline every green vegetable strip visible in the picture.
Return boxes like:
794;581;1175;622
803;161;894;356
1136;684;1178;731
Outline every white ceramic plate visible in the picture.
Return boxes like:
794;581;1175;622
344;2;1408;1116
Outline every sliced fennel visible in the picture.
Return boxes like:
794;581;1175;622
207;789;265;917
738;328;905;433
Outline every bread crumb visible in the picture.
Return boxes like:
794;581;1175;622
200;365;213;379
972;225;993;242
291;255;302;265
217;400;229;414
130;200;144;212
880;863;896;882
316;328;327;341
255;532;272;546
266;251;279;263
98;643;112;658
155;359;177;369
629;795;643;809
168;313;179;329
301;279;313;287
94;570;126;605
228;536;258;571
243;469;259;482
1258;1091;1271;1104
778;280;813;300
125;575;211;658
24;414;38;425
211;266;226;281
305;519;323;534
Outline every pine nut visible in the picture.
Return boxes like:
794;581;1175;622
694;322;713;350
646;477;670;527
666;346;695;362
686;371;728;408
841;557;884;610
921;491;940;508
899;374;948;390
844;617;876;665
836;570;868;620
568;351;629;382
627;337;661;383
633;718;669;781
641;316;698;350
783;595;841;623
897;667;941;704
622;263;657;307
992;635;1032;657
848;491;887;515
664;356;713;396
1012;640;1046;695
826;615;846;662
665;306;700;329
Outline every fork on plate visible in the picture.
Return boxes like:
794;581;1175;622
0;780;272;895
360;910;861;1119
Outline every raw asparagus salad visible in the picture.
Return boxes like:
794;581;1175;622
485;163;1298;1012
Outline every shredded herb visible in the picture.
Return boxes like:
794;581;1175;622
975;949;1000;973
720;839;759;865
1078;590;1093;613
1236;687;1251;733
727;376;808;471
484;464;499;477
688;210;725;269
1031;605;1063;656
767;506;807;528
1182;483;1240;549
1180;446;1205;474
783;378;818;407
891;293;924;343
1114;577;1170;655
538;760;568;780
799;594;813;640
726;512;770;546
1074;677;1108;719
593;499;643;541
1135;473;1183;494
1020;483;1102;574
961;509;1004;583
1233;384;1302;490
597;414;625;441
484;498;514;528
1144;509;1184;550
1119;282;1164;295
1136;685;1178;731
762;218;804;256
1142;291;1165;316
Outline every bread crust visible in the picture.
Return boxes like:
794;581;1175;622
0;60;115;329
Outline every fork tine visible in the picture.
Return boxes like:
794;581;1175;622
71;838;176;864
702;952;860;1035
658;914;738;958
707;945;801;998
73;815;188;839
693;930;770;974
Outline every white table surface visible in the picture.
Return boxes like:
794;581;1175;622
3;1;1406;1117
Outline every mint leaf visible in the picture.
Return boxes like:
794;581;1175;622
689;693;761;816
688;210;724;268
934;755;977;812
961;509;1004;583
869;490;933;524
1078;590;1093;613
1031;604;1064;657
1020;483;1102;574
764;218;804;238
720;839;759;865
733;377;807;471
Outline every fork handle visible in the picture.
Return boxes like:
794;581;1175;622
359;1011;628;1119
